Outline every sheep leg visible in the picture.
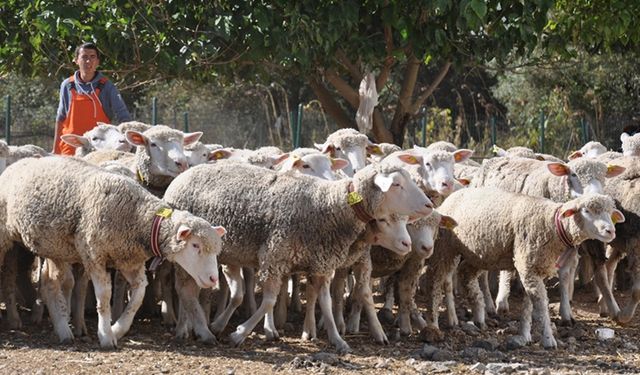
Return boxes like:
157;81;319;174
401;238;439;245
156;262;176;326
495;270;513;316
376;275;396;324
1;249;22;329
289;274;303;314
213;268;229;321
30;257;45;325
174;266;216;344
459;262;486;329
301;274;318;341
210;265;244;334
479;270;496;316
521;271;556;349
410;301;427;330
396;257;425;336
313;274;351;354
351;255;388;344
273;276;289;329
519;292;533;344
594;262;620;319
88;264;117;349
617;250;640;324
111;266;148;340
70;264;89;336
111;270;128;321
200;288;214;323
240;267;257;318
330;269;348;335
558;250;579;325
444;270;459;327
41;259;74;343
230;276;281;346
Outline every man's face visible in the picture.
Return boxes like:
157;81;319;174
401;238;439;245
74;47;100;75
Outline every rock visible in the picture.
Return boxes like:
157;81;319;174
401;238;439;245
470;362;487;373
486;362;526;374
566;337;577;346
505;335;527;350
374;358;391;369
431;349;454;361
473;338;500;351
377;308;395;324
462;347;487;360
421;345;439;360
429;362;452;373
624;342;639;351
419;326;445;343
312;352;338;365
461;322;481;336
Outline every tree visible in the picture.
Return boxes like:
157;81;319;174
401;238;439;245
1;1;554;144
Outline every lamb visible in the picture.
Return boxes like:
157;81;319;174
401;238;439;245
0;156;226;348
475;156;624;322
568;141;608;160
60;123;132;156
278;148;349;180
184;141;220;167
116;120;152;134
348;211;457;336
424;187;623;349
163;160;432;352
315;128;370;176
367;142;401;163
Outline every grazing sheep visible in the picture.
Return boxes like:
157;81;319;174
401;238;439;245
60;123;131;156
424;187;623;349
163;160;432;352
0;156;226;348
315;128;370;176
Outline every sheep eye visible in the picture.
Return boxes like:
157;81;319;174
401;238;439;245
571;173;577;177
335;147;341;151
392;182;401;187
92;137;99;141
425;162;432;168
378;218;388;223
302;164;310;169
118;139;126;143
150;142;157;147
192;243;200;249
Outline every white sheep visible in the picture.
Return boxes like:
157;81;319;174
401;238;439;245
315;128;370;176
424;187;623;349
568;141;608;160
366;142;401;163
60;122;132;156
0;156;226;348
163;160;432;352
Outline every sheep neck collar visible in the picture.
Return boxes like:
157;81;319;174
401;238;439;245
149;207;173;272
347;182;375;224
554;207;576;269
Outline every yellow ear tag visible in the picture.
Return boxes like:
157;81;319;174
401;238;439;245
137;169;145;183
348;191;364;206
491;145;499;154
371;146;382;155
156;207;173;218
212;151;224;160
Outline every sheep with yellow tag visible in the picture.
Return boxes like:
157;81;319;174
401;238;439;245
0;156;225;349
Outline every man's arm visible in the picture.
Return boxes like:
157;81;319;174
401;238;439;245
52;119;63;154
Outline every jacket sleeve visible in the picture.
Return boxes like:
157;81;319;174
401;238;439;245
103;81;132;123
56;81;70;123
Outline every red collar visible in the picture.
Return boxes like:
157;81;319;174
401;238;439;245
149;208;173;272
348;182;374;223
554;207;576;268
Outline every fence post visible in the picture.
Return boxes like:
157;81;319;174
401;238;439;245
490;116;496;146
4;95;10;144
421;107;427;147
183;112;189;133
295;103;303;148
151;97;158;125
539;111;546;154
581;117;589;144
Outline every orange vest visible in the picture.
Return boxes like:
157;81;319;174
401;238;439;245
55;76;111;155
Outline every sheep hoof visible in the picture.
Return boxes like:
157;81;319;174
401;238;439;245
197;334;218;346
418;326;444;343
334;340;352;355
377;308;395;324
99;335;118;350
558;318;575;327
229;331;245;347
301;331;316;341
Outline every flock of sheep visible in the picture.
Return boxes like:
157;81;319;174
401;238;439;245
0;122;638;355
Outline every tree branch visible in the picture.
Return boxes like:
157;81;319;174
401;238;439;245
376;25;396;90
325;69;359;108
410;61;452;113
335;49;362;82
308;75;355;130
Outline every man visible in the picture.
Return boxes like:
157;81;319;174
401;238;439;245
53;42;131;155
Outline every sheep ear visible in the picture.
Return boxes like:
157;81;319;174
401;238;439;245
176;225;192;241
279;155;300;171
457;178;471;186
125;130;148;146
320;144;336;157
212;225;227;237
96;121;110;126
374;173;394;192
561;208;576;218
547;162;570;176
209;149;232;161
330;158;349;171
621;132;630;142
568;151;582;160
535;155;546;161
439;215;458;230
396;153;421;165
366;144;382;156
612;210;626;224
271;153;290;166
606;165;625;178
183;132;204;147
453;149;473;163
60;134;90;148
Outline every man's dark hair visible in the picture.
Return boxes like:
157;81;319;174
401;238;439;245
75;42;100;59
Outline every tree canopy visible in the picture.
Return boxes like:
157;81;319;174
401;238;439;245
1;0;638;144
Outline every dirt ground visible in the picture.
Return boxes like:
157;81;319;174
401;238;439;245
1;285;640;375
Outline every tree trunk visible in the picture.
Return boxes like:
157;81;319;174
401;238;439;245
390;54;421;146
